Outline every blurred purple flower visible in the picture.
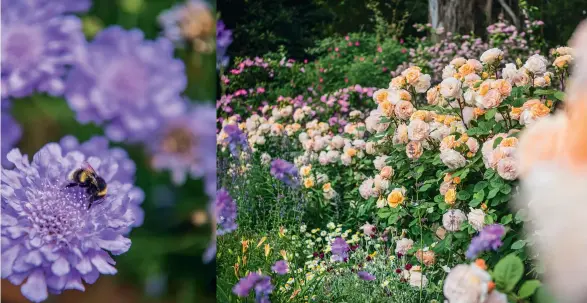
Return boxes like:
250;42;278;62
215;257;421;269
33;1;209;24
270;159;299;187
222;124;249;157
215;188;237;235
271;260;288;275
157;0;213;50
233;273;273;303
1;143;138;302
1;100;22;168
217;20;232;68
331;237;350;262
357;271;376;281
65;26;187;143
1;1;85;98
59;135;145;229
466;224;506;259
149;103;216;187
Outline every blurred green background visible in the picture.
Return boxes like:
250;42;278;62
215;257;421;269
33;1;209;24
3;0;217;302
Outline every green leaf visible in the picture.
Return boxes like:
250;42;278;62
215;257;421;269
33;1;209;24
518;280;542;299
493;253;524;292
500;214;512;225
487;187;500;199
457;190;471;200
535;286;556;303
474;181;489;192
485;108;497;119
378;208;391;218
492;137;504;148
388;213;400;225
484;169;495;179
511;240;526;250
419;183;432;192
500;184;512;194
554;91;565;101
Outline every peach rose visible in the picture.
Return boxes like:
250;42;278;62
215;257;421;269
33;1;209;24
394;100;415;120
426;86;440;105
494;79;512;97
373;89;390;104
416;250;436;266
389;75;406;89
480;89;502;109
380;166;394;179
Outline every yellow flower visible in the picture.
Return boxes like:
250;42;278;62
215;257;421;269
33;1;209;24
304;178;314;188
241;240;249;254
280;250;288;260
387;190;405;208
435;115;446;123
500;137;518;147
322;182;332;191
473;108;486;117
478;81;491;96
390;76;406;88
374;89;390;103
481;71;489;79
243;255;247;265
444;188;457;205
410;110;429;121
279;226;286;238
458;63;475;76
290;289;301;300
481;203;488;211
300;165;312;177
380;100;395;117
345;148;357;157
264;244;271;257
256;236;267;248
369;251;378;258
399;89;412;101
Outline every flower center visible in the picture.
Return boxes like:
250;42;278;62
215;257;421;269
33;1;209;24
28;180;90;246
162;127;194;155
101;58;148;101
2;25;45;69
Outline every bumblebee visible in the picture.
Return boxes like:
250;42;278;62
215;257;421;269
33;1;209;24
66;162;107;209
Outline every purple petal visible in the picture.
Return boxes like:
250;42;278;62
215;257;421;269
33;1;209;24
21;270;48;303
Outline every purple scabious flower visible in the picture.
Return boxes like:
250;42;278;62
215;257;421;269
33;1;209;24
148;102;216;187
215;188;237;235
465;224;506;259
331;237;350;262
270;159;299;187
1;143;138;302
65;26;187;143
1;1;85;99
216;20;232;69
1;100;22;168
271;260;288;275
58;135;145;229
233;273;273;303
357;271;376;281
222;124;249;157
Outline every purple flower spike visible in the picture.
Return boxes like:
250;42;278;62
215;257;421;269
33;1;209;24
357;271;376;281
269;159;299;187
1;100;22;168
215;189;237;235
271;260;288;275
65;26;187;143
216;20;232;68
1;1;85;99
466;224;506;259
149;103;216;186
1;143;139;302
58;135;145;229
233;273;273;303
331;237;350;262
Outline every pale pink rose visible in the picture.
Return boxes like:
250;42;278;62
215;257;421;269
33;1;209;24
359;178;375;199
395;238;414;255
462;106;475;125
467;208;485;231
450;57;466;67
360;222;376;237
480;89;502;109
466;137;480;153
494;79;512;97
440;77;462;99
440;149;467;169
414;74;432;93
463;74;481;88
408;119;430;141
442;209;466;231
480;48;504;64
394;100;415;120
497;157;518;180
374;155;388;170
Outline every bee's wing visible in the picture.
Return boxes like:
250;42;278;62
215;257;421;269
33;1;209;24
81;161;96;174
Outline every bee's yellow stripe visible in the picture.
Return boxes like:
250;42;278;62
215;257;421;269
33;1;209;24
79;171;88;183
98;188;108;196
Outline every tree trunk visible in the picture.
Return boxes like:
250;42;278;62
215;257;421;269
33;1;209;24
430;0;476;35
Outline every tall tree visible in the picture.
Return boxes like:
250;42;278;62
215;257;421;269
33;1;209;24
429;0;475;34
